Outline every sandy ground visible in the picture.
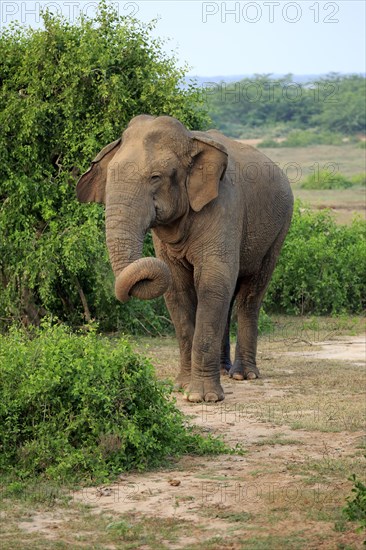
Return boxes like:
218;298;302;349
284;335;365;365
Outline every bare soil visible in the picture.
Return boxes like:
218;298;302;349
11;321;365;549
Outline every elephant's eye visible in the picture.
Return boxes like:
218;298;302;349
150;174;161;184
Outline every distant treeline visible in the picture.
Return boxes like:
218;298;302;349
204;74;365;137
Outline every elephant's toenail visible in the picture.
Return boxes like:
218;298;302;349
204;392;219;402
187;392;203;403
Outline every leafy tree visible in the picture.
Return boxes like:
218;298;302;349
205;73;365;138
0;2;208;330
311;74;366;134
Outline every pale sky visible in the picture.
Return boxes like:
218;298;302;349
1;1;365;76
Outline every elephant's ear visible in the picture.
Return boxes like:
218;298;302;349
187;135;228;212
76;138;122;203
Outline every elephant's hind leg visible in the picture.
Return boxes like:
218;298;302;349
220;298;235;375
230;225;289;381
229;277;263;380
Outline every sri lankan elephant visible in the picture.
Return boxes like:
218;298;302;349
76;115;293;402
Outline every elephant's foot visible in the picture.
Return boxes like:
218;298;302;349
229;360;260;381
220;359;232;376
174;371;191;391
183;378;224;403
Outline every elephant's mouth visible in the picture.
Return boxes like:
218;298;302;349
115;257;172;302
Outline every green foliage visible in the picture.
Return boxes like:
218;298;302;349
265;202;366;315
256;138;280;147
350;173;366;186
206;73;365;137
0;2;208;331
343;472;366;542
258;309;274;334
259;129;344;148
312;74;366;135
206;74;320;136
0;322;227;483
300;170;365;190
301;170;354;190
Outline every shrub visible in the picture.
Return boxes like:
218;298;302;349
0;322;226;483
301;169;354;190
265;202;366;314
258;129;344;148
343;472;366;541
285;129;343;146
257;138;281;148
350;173;366;186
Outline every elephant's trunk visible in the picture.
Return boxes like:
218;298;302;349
105;204;171;303
114;257;171;303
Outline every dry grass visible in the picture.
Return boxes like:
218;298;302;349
260;144;365;183
259;144;366;224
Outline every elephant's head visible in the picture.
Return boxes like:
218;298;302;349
76;115;228;303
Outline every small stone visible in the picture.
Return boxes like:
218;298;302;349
96;487;113;497
168;479;181;486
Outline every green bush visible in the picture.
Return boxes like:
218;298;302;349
265;202;366;315
258;129;344;148
343;473;366;541
0;2;208;332
301;169;354;189
283;129;343;147
257;138;281;148
0;322;226;483
350;173;366;186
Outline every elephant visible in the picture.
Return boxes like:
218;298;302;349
76;115;293;403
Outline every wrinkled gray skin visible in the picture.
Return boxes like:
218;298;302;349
77;115;293;402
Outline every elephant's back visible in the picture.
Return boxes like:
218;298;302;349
206;130;281;174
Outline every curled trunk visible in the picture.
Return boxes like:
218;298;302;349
105;207;171;303
115;257;171;303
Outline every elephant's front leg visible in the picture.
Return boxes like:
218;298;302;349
164;283;197;391
153;237;197;390
185;271;234;403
